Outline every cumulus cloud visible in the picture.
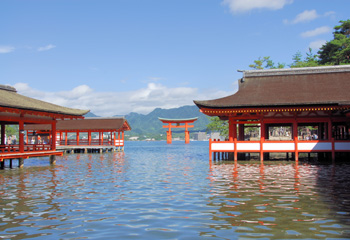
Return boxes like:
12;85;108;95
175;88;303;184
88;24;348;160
37;44;56;52
309;40;327;50
13;83;232;117
301;26;332;38
0;46;15;53
222;0;293;14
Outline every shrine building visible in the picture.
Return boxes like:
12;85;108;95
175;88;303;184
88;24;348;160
0;85;89;168
24;117;131;153
194;65;350;162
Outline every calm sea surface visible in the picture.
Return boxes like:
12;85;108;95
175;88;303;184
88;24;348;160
1;141;350;239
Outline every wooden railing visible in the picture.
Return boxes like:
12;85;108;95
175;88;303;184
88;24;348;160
58;139;114;146
0;144;52;153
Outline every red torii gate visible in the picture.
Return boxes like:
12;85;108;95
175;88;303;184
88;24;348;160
159;117;198;144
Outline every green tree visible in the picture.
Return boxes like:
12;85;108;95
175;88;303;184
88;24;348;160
290;48;319;68
206;117;228;138
2;125;18;141
318;19;350;65
249;56;285;70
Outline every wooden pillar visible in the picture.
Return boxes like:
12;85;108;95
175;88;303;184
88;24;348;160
185;130;190;144
167;124;172;144
65;131;68;146
185;123;190;144
293;119;299;162
110;131;113;146
232;121;237;161
228;117;235;141
76;131;80;145
101;132;104;145
122;131;124;146
0;159;4;169
19;120;24;153
88;131;92;145
209;138;212;161
60;132;63;145
328;120;335;161
260;121;265;162
50;155;56;165
1;123;5;145
18;158;24;168
52;121;57;151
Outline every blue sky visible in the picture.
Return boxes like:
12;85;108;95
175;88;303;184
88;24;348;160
1;0;349;116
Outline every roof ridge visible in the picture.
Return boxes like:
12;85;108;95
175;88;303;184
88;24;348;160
241;65;350;77
0;84;17;92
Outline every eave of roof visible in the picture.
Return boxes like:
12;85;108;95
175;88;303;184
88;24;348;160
0;85;89;117
194;65;350;110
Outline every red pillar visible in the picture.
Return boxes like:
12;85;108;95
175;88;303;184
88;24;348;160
167;124;172;144
19;120;24;152
185;123;190;144
52;121;57;151
328;119;335;161
1;123;5;145
76;131;80;145
88;131;91;145
122;131;124;146
293;120;299;162
228;117;234;141
260;121;265;162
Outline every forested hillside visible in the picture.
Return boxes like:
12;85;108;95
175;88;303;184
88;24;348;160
123;105;210;136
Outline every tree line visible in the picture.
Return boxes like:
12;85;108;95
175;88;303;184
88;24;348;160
208;19;350;137
249;19;350;70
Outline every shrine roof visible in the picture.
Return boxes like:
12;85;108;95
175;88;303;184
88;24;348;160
158;117;198;123
0;85;89;116
194;65;350;110
24;117;131;131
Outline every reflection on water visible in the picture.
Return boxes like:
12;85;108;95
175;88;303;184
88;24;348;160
0;141;350;239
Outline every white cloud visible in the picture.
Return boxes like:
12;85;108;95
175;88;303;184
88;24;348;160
301;26;332;38
13;83;232;117
309;40;327;50
37;44;56;52
324;11;336;17
284;9;337;24
0;46;15;53
222;0;293;14
284;9;319;24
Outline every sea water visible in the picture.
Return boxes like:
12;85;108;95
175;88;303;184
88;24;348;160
1;141;350;239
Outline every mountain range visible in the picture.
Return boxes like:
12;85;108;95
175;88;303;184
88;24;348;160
84;105;210;136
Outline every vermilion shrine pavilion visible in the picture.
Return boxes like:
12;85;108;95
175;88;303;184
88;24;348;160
194;65;350;162
0;85;89;168
24;117;131;153
159;117;198;144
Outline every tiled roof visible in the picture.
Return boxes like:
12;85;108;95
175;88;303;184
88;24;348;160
0;85;89;116
194;65;350;109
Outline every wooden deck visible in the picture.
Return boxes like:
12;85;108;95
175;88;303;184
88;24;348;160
0;150;63;160
0;150;63;169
